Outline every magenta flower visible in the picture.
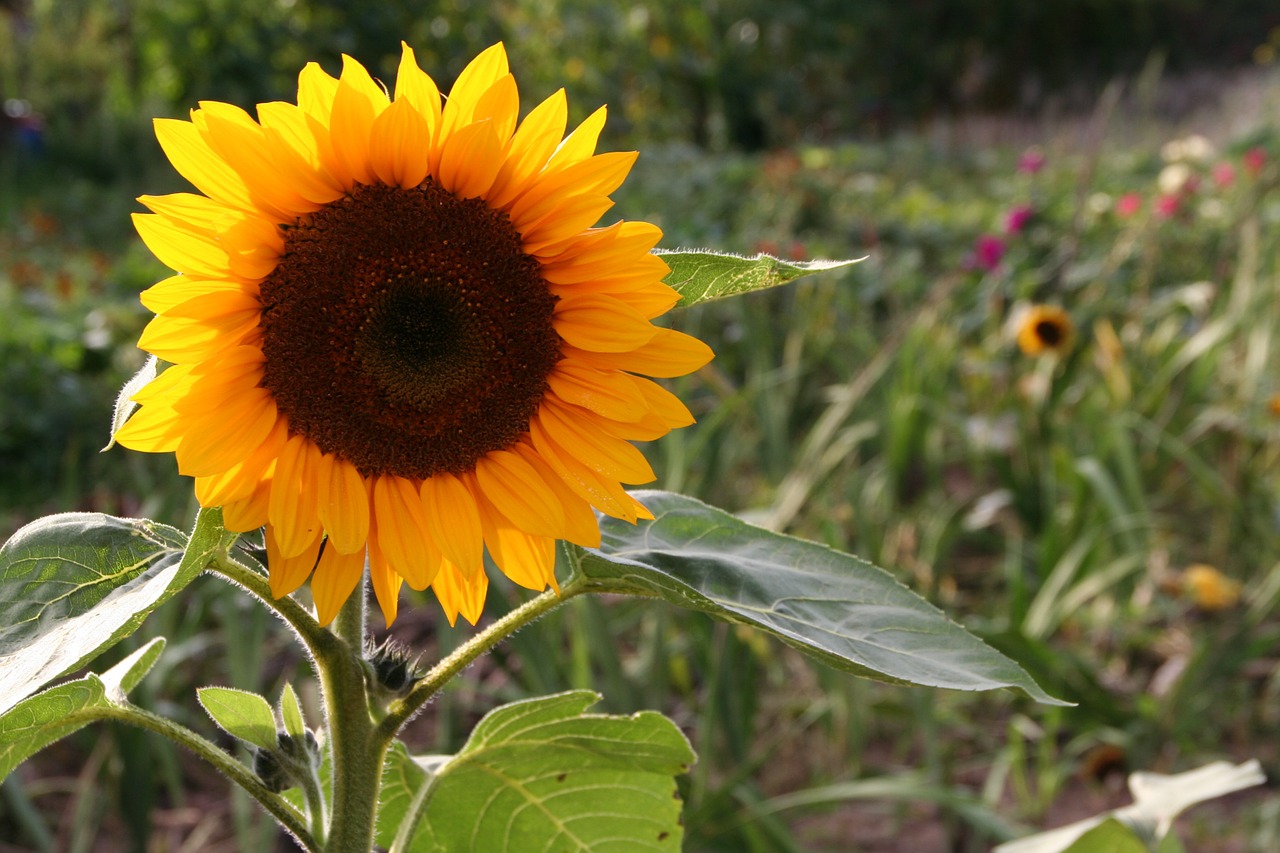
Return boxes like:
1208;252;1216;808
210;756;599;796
1212;162;1236;188
1115;193;1143;218
971;234;1006;271
1244;147;1267;176
1004;205;1034;234
1154;193;1181;218
1017;148;1046;174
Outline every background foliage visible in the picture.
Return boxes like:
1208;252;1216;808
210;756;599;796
3;1;1280;851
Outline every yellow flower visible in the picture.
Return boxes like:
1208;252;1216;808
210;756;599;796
115;44;713;627
1182;564;1241;612
1016;305;1075;357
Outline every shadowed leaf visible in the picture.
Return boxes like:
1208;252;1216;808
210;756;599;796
578;491;1064;703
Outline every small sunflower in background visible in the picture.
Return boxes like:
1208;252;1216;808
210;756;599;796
114;43;713;627
1015;304;1075;357
1182;564;1241;612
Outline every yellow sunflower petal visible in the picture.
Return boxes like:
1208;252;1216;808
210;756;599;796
312;545;367;626
297;61;339;123
538;399;656;484
478;504;558;591
153;118;256;213
371;475;442;590
436;119;504;200
521;195;615;252
194;417;287;506
440;42;509;138
367;514;404;626
561;327;714;377
266;523;323;598
473;449;566;537
132;213;234;278
256;102;347;203
420;472;485;581
527;416;638;521
545;105;607;174
472;73;519;145
508;151;636;230
509;444;601;548
316;455;371;555
368;97;432;189
267;434;324;558
553;293;657;352
140;275;256;314
394;42;442;137
328;55;388;187
488;88;568;208
194;102;317;220
431;561;488;627
175;389;278;477
137;310;261;364
222;477;272;532
112;401;184;453
546;361;649;422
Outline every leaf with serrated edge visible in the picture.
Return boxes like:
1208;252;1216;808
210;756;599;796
579;491;1065;704
0;637;166;781
103;355;157;451
0;508;232;716
658;249;862;307
198;687;279;751
383;691;693;852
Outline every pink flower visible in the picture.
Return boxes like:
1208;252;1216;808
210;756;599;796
1017;148;1046;174
1004;205;1034;234
1244;147;1267;176
1154;193;1181;218
1212;162;1236;188
971;235;1006;271
1115;193;1143;218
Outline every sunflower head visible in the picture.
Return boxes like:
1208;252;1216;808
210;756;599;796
115;43;713;628
1182;564;1241;612
1016;305;1074;357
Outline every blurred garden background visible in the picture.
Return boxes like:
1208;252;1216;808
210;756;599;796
5;0;1280;850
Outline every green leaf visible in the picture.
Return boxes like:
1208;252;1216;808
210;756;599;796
102;355;157;451
657;249;862;307
579;491;1064;704
1061;819;1148;853
378;691;694;852
0;508;233;716
0;637;165;781
197;687;279;751
279;683;305;740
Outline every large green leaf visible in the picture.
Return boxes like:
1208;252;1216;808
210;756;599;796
658;249;862;307
0;638;165;781
579;491;1063;703
377;691;694;852
0;508;231;715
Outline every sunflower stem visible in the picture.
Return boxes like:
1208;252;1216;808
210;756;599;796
207;552;328;662
315;578;385;853
70;701;318;851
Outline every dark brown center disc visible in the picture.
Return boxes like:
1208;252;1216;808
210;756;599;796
1034;319;1064;347
258;181;560;479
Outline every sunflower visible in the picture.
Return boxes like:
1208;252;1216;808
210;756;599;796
115;43;713;627
1015;305;1074;357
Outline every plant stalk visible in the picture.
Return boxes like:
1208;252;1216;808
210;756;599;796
315;577;385;853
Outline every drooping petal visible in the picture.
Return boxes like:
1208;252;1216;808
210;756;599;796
266;523;323;598
420;472;485;581
312;545;367;626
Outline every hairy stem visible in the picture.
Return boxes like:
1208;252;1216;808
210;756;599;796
80;703;317;851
